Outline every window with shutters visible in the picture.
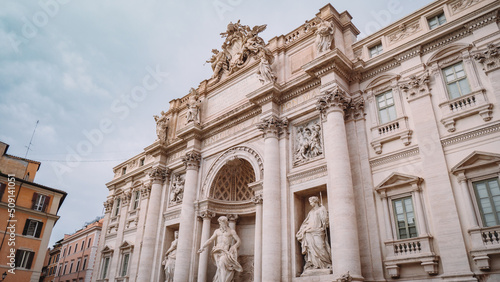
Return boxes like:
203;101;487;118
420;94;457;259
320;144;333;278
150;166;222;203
22;219;44;238
15;250;35;269
32;193;50;212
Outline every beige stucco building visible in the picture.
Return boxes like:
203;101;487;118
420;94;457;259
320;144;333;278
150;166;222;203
92;0;500;281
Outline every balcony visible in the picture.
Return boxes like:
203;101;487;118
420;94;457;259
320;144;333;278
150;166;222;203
439;90;493;132
469;226;500;270
384;235;439;278
370;116;412;154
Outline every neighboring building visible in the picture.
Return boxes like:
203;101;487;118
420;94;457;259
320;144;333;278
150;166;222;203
53;218;103;282
0;141;67;282
41;240;62;282
92;0;500;281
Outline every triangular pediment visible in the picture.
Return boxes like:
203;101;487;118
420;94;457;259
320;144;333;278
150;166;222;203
375;172;422;192
101;245;113;254
451;151;500;173
119;241;134;250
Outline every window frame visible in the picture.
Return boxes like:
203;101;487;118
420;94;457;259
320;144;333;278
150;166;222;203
376;90;397;124
100;256;111;279
391;196;418;239
442;61;472;99
113;198;121;217
15;249;34;269
133;190;140;210
427;12;446;30
369;43;383;58
22;219;44;238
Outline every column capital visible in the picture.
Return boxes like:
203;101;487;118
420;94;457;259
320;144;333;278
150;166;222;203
345;96;365;121
400;71;430;100
148;166;169;183
252;194;263;205
103;198;114;213
256;115;288;138
140;183;152;198
182;151;201;170
316;86;351;119
198;210;216;220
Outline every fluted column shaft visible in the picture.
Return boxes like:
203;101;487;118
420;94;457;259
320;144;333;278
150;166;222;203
174;152;201;282
136;166;167;282
317;88;362;279
253;194;263;282
197;211;215;282
257;115;287;281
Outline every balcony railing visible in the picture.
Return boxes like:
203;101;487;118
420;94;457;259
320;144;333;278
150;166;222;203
370;117;412;154
439;90;493;132
384;235;438;277
468;226;500;270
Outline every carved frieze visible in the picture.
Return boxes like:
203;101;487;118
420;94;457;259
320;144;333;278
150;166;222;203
256;115;288;138
449;0;484;15
169;174;185;205
387;22;421;45
474;43;500;73
293;119;323;165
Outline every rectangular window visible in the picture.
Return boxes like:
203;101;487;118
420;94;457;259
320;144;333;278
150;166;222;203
428;12;446;30
69;261;73;273
114;198;121;217
81;240;84;250
369;43;383;58
63;262;68;274
443;62;471;99
75;243;78;253
474;178;500;227
0;182;6;201
376;90;397;124
88;238;92;248
68;246;72;254
82;256;87;270
15;250;34;269
62;248;66;257
133;190;140;210
101;257;110;279
22;219;44;238
393;197;418;239
76;258;81;272
122;167;127;175
58;264;62;276
140;158;145;166
121;253;130;277
32;193;50;212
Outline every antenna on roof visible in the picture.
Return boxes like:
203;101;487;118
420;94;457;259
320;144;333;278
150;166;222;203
25;120;39;158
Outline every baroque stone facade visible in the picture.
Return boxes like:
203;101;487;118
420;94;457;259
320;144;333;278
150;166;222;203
92;1;500;281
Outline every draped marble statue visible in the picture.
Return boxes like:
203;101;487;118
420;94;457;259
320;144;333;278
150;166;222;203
162;230;178;282
296;196;332;273
198;216;243;282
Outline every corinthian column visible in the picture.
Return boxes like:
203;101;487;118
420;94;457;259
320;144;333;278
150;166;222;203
136;166;168;282
252;194;263;282
256;115;287;281
316;86;362;279
174;151;201;281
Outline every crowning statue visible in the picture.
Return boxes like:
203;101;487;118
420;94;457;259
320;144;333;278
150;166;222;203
186;88;201;124
154;111;169;143
162;231;178;282
314;18;335;53
198;216;243;282
207;20;276;84
296;196;332;273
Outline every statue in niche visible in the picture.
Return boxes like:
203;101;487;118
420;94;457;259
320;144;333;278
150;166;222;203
294;121;323;164
198;216;243;282
314;18;335;53
296;196;332;273
162;230;178;282
154;111;169;143
169;175;185;205
186;88;201;124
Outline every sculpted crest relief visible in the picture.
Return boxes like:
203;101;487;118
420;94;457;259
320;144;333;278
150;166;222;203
206;20;276;84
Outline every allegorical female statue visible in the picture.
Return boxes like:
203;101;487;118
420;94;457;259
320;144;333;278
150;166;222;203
162;230;178;282
198;216;243;282
296;196;332;272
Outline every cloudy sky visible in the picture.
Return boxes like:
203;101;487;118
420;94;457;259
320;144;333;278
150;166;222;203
0;0;433;246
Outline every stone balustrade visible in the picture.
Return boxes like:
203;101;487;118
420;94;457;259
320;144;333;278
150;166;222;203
469;226;500;271
439;90;493;132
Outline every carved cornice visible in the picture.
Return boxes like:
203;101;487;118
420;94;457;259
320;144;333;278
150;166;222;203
441;122;500;147
361;59;401;81
302;48;353;81
369;147;420;167
288;165;327;185
148;166;169;183
256;115;288;138
463;9;498;32
422;28;471;55
182;151;201;169
280;80;320;103
316;86;351;119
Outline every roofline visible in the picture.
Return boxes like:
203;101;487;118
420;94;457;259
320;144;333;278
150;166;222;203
4;153;41;166
0;172;67;211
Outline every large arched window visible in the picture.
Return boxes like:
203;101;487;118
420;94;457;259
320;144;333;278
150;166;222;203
209;158;255;201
